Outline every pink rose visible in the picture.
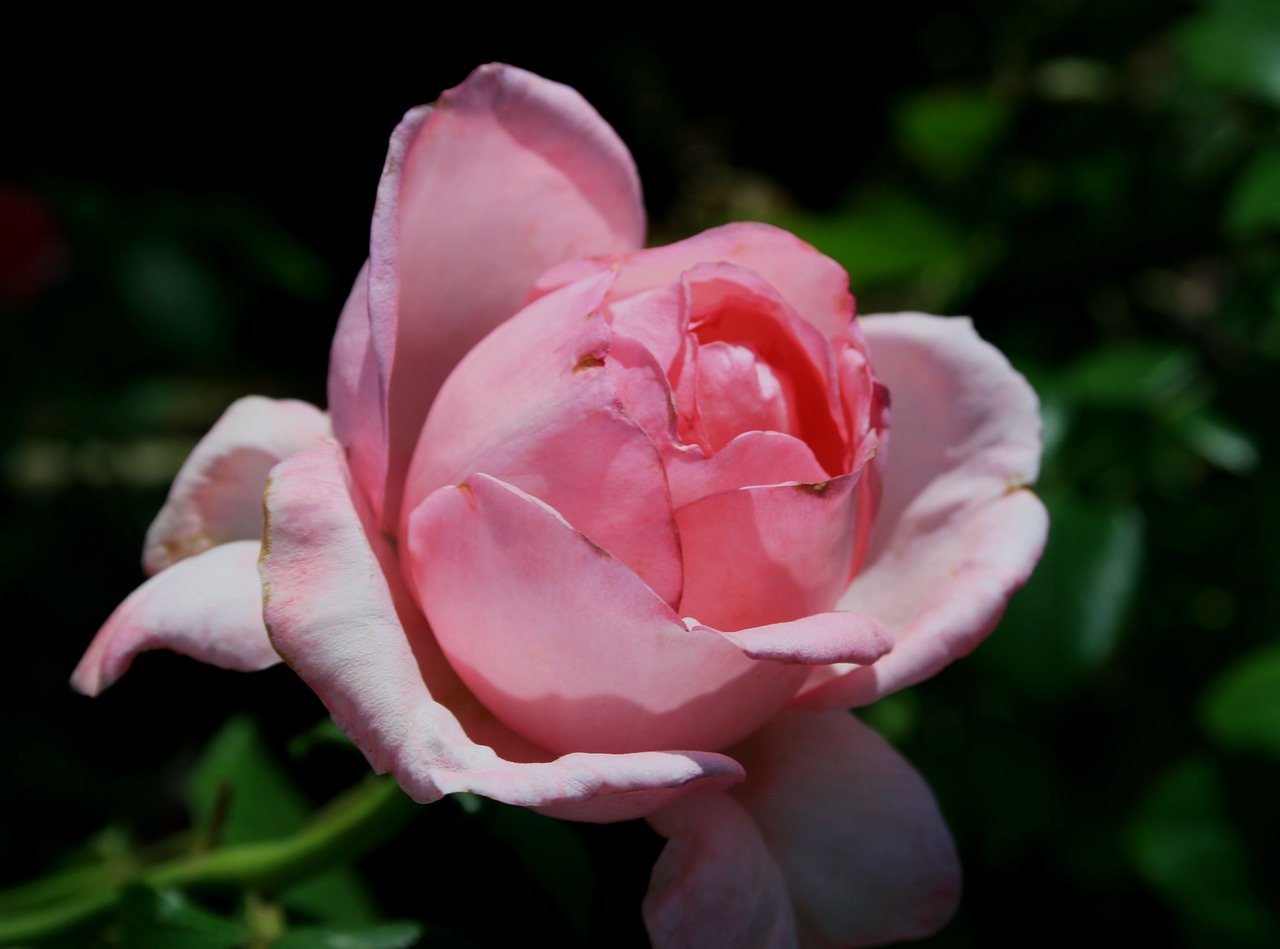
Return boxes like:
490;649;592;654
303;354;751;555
74;64;1047;947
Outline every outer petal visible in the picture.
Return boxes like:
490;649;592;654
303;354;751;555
730;710;961;948
142;396;330;574
644;790;799;949
795;314;1048;709
260;444;742;823
362;63;646;529
406;474;816;756
533;222;857;344
72;541;278;696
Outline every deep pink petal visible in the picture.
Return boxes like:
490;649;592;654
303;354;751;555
365;63;645;529
532;221;856;344
261;445;741;822
141;396;329;575
406;474;812;756
72;541;277;696
675;474;863;633
795;314;1048;709
663;432;828;509
731;710;961;948
644;790;798;949
403;273;683;609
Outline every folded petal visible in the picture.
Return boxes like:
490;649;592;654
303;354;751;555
675;474;863;633
363;63;646;529
142;396;330;575
406;474;814;756
533;222;856;344
403;273;683;610
261;445;742;823
710;612;890;666
795;314;1048;709
731;710;961;948
72;541;278;696
644;790;798;949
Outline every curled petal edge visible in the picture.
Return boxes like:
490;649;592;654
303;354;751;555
259;443;743;823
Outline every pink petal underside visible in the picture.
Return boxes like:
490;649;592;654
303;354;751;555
730;710;961;949
406;473;826;756
531;221;857;345
644;790;799;949
72;540;278;696
141;396;330;575
364;63;646;530
402;273;683;610
675;474;862;634
260;445;741;823
794;314;1048;710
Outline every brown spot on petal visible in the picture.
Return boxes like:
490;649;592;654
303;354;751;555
259;476;274;560
574;354;606;372
797;480;833;496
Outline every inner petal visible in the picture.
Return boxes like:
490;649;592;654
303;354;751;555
694;340;794;453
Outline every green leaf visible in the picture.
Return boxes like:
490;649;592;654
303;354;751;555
187;717;375;924
273;921;426;949
894;91;1011;176
981;493;1142;696
1127;758;1277;942
1178;0;1280;104
115;885;246;949
1226;147;1280;238
1065;343;1197;409
1200;643;1280;758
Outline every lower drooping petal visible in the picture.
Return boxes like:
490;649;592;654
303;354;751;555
71;540;279;696
795;314;1049;709
644;790;799;949
142;397;330;575
729;710;961;948
259;444;744;823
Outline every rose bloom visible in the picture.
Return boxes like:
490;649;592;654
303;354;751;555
74;65;1047;947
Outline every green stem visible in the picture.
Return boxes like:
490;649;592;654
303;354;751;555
0;775;418;944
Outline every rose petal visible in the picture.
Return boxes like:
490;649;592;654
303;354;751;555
261;445;742;823
643;790;799;949
361;63;645;529
794;314;1048;709
403;273;684;610
72;541;278;696
730;710;961;947
675;474;863;633
406;474;814;756
142;396;330;575
532;221;856;344
708;612;890;666
663;431;829;509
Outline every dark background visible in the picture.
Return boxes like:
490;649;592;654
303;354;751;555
4;3;1279;945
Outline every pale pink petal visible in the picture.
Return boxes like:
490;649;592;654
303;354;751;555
365;63;645;529
795;314;1048;709
731;710;961;948
644;790;798;949
709;612;890;666
402;273;683;609
141;396;330;575
260;445;742;823
675;474;864;633
532;222;856;344
406;474;813;756
326;263;387;517
604;278;688;374
72;541;277;696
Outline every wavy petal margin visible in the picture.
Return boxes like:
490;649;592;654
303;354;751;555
142;396;330;574
259;444;743;823
334;63;646;530
795;314;1048;709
